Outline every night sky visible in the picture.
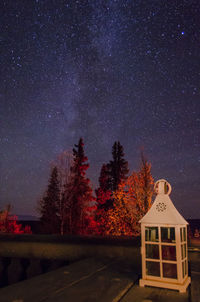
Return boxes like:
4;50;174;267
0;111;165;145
1;1;200;219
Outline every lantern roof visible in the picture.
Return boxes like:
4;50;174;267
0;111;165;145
139;179;188;225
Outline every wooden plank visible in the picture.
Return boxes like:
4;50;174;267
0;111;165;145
0;258;112;302
40;260;137;302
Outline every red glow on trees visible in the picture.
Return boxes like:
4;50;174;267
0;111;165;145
0;205;32;234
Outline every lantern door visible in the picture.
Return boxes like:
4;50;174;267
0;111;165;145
142;224;178;282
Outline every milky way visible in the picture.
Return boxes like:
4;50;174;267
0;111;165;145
1;0;200;218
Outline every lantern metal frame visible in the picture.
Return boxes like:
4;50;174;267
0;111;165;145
139;179;191;293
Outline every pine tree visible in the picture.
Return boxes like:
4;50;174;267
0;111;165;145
98;164;111;192
96;164;111;210
64;138;94;235
94;142;129;234
39;167;60;234
108;141;129;192
95;164;112;235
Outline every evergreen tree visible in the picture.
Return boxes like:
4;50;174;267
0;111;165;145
65;138;94;234
98;164;111;192
108;141;129;192
94;142;129;234
95;164;112;235
39;166;60;234
96;164;111;210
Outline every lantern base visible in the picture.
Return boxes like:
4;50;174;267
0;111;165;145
139;276;191;293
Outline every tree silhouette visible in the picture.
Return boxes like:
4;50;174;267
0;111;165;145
39;166;60;234
108;141;129;192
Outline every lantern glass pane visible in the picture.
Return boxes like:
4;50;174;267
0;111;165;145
180;228;183;241
146;244;159;259
145;227;159;242
161;227;175;243
163;263;177;279
162;245;176;261
185;260;187;275
146;261;160;277
181;244;187;259
182;261;185;278
183;228;186;241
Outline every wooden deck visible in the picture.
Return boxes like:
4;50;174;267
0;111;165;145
0;256;199;302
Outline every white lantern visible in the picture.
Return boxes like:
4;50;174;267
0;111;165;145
139;179;191;293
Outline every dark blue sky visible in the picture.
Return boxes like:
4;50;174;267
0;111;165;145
1;0;200;218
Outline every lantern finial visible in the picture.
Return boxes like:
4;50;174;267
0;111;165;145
154;179;171;195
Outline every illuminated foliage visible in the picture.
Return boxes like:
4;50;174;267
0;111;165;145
82;204;99;235
95;188;112;235
105;155;154;236
104;181;137;236
0;205;32;234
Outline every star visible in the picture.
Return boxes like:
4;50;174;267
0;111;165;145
0;0;199;219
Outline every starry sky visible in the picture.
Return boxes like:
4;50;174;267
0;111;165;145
1;0;200;219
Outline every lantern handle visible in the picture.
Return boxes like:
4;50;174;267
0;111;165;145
154;179;172;195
